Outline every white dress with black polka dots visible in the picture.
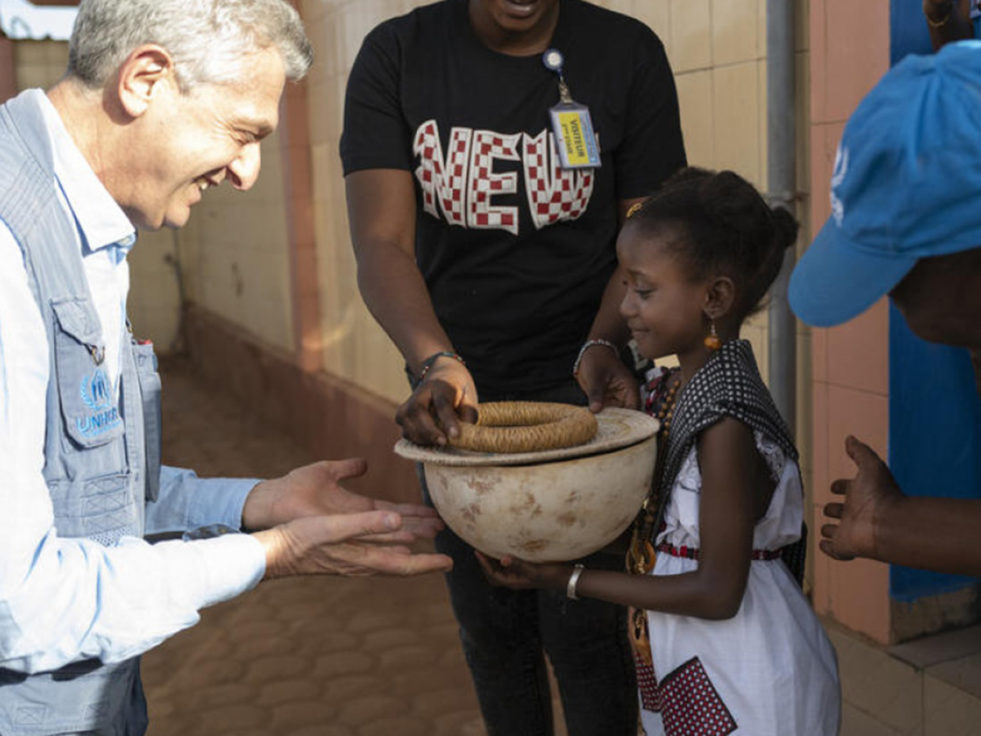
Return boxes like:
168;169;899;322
638;431;841;736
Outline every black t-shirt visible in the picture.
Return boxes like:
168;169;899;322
341;0;685;397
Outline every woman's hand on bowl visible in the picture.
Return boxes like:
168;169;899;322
397;359;478;446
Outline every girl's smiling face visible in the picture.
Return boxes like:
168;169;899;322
617;223;711;364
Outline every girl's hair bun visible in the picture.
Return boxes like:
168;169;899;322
770;206;799;251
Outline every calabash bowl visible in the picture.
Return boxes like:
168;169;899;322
394;408;658;562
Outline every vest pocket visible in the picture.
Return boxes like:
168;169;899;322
51;298;125;449
0;657;142;735
49;472;140;544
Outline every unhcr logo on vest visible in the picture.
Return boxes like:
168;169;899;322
77;367;121;437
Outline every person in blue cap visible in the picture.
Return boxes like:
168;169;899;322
789;41;981;577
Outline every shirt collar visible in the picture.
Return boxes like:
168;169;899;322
31;89;137;254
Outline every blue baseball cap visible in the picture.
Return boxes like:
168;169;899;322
790;41;981;327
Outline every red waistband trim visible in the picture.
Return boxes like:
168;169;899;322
656;542;783;561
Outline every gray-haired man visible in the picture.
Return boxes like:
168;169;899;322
0;2;450;734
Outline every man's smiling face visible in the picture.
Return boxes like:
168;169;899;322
124;46;285;230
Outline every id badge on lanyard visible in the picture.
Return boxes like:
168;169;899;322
542;48;601;170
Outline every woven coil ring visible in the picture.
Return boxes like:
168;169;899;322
449;401;598;454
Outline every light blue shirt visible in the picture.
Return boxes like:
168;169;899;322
0;89;266;674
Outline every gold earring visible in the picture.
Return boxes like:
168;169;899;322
704;321;721;351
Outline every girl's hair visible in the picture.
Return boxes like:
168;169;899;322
627;167;799;319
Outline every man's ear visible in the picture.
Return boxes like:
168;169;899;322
703;275;736;321
116;45;176;119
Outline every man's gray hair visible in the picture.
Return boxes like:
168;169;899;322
68;0;313;90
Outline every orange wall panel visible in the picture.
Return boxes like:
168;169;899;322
808;0;892;643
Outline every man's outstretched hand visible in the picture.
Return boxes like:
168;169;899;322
243;458;444;543
255;512;453;579
243;458;452;579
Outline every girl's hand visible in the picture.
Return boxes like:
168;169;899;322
475;551;573;592
575;343;639;413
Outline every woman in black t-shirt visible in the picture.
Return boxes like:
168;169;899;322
342;1;685;733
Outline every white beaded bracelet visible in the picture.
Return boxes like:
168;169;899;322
571;339;619;376
566;563;585;600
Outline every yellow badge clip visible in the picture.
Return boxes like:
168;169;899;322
543;48;601;170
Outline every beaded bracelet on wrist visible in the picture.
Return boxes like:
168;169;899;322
417;350;466;382
571;338;619;376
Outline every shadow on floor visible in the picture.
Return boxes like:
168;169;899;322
142;358;493;736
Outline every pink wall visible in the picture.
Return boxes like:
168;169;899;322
808;0;893;643
278;65;323;375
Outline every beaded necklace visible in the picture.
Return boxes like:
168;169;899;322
626;370;681;576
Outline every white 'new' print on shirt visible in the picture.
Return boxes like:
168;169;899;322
413;120;595;235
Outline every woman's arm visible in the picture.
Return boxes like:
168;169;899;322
345;169;478;445
480;417;772;620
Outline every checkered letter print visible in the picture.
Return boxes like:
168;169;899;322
413;121;596;236
522;130;595;230
657;657;737;736
467;129;522;234
414;119;471;227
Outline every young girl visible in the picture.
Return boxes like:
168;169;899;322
479;168;841;735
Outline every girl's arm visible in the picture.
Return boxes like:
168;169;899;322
480;417;773;620
573;197;649;413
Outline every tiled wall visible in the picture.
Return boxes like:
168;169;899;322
300;0;409;405
175;132;296;355
807;0;893;643
10;38;66;91
299;0;805;405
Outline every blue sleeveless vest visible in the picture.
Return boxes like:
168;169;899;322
0;92;161;736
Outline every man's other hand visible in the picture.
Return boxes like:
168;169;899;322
243;459;444;543
255;511;453;579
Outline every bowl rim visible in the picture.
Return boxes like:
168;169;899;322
394;407;659;467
